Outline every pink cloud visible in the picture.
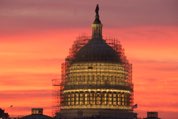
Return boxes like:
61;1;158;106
0;1;177;118
0;0;177;35
0;90;53;116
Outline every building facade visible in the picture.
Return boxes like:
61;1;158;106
58;5;137;119
144;112;160;119
20;108;52;119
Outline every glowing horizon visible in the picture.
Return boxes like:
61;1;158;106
0;0;178;119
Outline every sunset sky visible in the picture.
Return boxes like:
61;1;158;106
0;0;178;119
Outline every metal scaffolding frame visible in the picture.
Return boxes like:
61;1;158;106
52;35;134;115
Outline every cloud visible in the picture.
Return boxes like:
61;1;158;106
0;89;52;100
137;110;178;119
0;73;58;87
0;0;177;34
0;1;178;118
0;89;53;116
132;59;178;71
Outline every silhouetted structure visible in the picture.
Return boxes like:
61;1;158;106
55;4;137;119
0;108;9;119
144;112;160;119
20;108;52;119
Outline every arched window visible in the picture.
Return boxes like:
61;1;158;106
96;92;101;105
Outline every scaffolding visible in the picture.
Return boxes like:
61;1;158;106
52;36;90;115
67;35;90;60
52;78;60;116
52;35;134;115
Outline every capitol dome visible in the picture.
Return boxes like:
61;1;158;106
74;37;122;63
58;4;137;119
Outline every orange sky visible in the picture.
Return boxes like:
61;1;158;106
0;0;178;119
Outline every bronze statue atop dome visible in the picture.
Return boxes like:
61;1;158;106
95;4;99;15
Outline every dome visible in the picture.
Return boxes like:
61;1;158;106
21;114;52;119
74;38;122;63
71;4;122;63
